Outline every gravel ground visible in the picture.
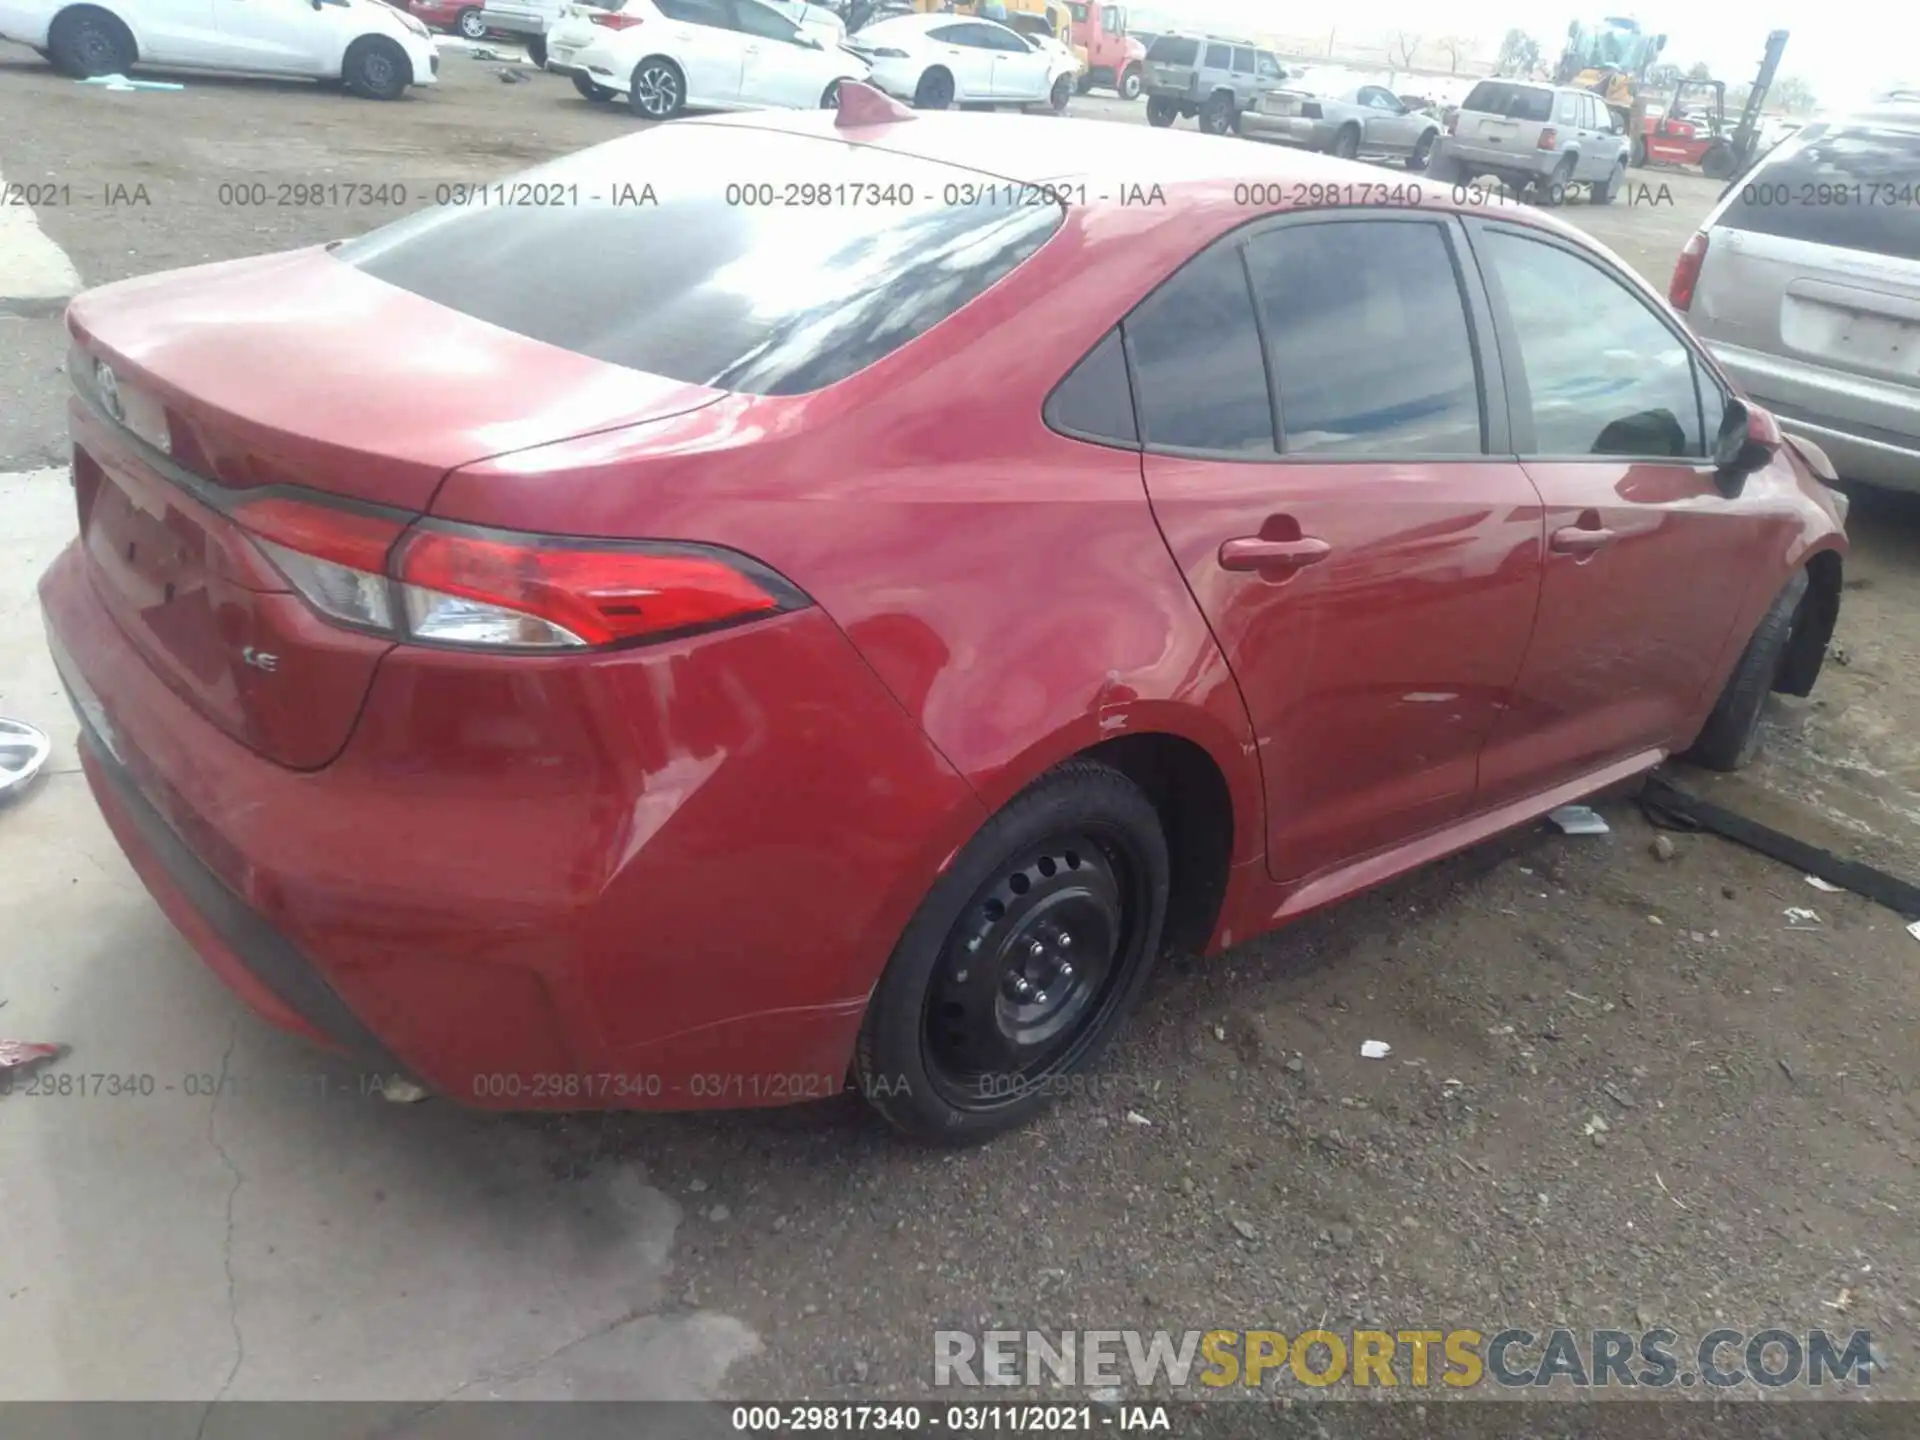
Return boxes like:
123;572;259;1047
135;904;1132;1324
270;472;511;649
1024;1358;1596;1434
2;42;1916;1408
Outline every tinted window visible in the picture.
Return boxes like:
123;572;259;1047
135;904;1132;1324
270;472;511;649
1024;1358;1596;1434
928;21;981;43
1481;231;1706;458
1045;329;1137;446
984;24;1030;51
1231;46;1254;73
656;0;727;22
1146;35;1196;64
1126;245;1273;455
1204;42;1230;68
337;127;1062;397
1717;124;1920;261
1464;81;1553;122
730;0;801;40
1100;4;1119;30
1245;222;1483;457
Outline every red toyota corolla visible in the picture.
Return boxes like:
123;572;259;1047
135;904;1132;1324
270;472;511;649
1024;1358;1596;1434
41;88;1847;1142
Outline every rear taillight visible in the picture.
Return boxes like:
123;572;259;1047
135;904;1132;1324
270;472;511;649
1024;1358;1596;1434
1536;127;1557;150
1670;230;1709;312
590;11;643;26
232;495;803;652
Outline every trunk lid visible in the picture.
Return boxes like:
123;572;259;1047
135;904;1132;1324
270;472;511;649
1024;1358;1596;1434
65;247;722;769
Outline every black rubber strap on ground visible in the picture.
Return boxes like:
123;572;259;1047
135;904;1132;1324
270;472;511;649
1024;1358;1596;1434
1640;771;1920;921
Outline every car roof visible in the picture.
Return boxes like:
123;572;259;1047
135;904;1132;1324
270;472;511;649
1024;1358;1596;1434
860;11;1006;32
1152;31;1265;46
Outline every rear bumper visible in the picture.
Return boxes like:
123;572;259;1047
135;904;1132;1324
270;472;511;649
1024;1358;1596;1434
1434;137;1555;180
1240;113;1334;148
40;539;981;1110
1703;339;1920;493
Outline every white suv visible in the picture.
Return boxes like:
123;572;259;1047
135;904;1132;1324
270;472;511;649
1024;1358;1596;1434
1429;79;1630;205
0;0;439;97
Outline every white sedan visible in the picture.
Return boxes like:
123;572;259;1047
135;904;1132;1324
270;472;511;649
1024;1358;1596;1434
552;0;868;115
847;12;1076;111
0;0;437;97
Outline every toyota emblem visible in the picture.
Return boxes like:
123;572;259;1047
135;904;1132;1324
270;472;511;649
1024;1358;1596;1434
95;360;124;424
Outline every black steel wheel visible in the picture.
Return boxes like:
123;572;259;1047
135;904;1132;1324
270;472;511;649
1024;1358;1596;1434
913;66;953;109
1200;91;1235;135
47;6;134;77
857;760;1169;1144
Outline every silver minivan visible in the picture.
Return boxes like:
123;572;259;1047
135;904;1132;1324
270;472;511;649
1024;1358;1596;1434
1676;105;1920;492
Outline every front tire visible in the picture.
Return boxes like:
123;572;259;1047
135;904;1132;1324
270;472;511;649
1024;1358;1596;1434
856;760;1170;1144
1537;153;1576;207
1685;570;1810;772
627;56;684;117
455;6;487;38
912;66;953;109
1408;129;1435;171
1700;141;1735;180
1118;64;1141;100
46;6;134;77
342;35;410;98
1048;73;1070;113
1145;95;1178;127
523;33;546;67
1200;91;1235;135
1590;157;1626;204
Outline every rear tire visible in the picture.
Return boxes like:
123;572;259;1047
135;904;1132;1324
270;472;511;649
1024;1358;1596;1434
1700;141;1735;180
524;33;546;67
573;71;614;101
913;66;953;109
1048;73;1070;112
1330;122;1360;159
1199;90;1235;135
627;55;684;117
1408;129;1435;171
1538;153;1576;206
46;6;134;77
1145;94;1177;127
1684;570;1810;772
819;77;841;108
1630;134;1647;167
1118;64;1141;100
855;760;1170;1145
342;35;410;98
455;6;486;38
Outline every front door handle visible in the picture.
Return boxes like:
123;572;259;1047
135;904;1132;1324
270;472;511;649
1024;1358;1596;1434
1219;535;1332;574
1550;524;1616;554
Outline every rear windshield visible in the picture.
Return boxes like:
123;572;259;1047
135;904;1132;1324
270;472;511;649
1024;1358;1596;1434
1717;123;1920;261
1146;35;1197;64
1463;81;1553;122
335;126;1062;396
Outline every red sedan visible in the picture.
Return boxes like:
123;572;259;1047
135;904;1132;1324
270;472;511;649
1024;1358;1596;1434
403;0;490;39
41;87;1847;1143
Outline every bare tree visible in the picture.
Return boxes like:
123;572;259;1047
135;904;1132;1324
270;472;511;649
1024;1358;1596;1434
1390;31;1421;69
1772;74;1817;113
1326;27;1336;56
1436;34;1474;73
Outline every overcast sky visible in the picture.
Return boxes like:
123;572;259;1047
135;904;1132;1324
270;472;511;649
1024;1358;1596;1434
1134;0;1919;111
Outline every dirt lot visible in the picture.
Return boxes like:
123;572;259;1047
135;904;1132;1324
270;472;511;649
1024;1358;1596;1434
2;45;1917;1409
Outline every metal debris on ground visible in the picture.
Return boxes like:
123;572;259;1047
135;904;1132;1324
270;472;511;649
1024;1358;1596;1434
1805;875;1844;892
1125;1110;1151;1126
1359;1039;1391;1059
0;719;52;799
79;74;186;90
1907;920;1920;943
1547;805;1610;836
498;68;529;83
1783;907;1823;928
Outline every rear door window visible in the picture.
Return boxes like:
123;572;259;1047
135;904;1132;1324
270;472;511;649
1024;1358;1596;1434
336;126;1063;397
1204;42;1229;69
729;0;802;40
1244;220;1485;456
1147;35;1196;64
1125;244;1274;455
1716;124;1920;261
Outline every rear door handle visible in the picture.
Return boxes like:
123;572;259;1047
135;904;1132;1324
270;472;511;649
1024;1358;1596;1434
1219;535;1332;574
1550;525;1616;554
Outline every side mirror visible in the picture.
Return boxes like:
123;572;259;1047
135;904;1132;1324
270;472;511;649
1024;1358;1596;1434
1713;396;1781;494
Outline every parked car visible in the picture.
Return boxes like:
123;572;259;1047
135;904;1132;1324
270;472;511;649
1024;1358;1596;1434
1140;31;1285;135
556;0;866;113
0;0;439;95
1241;73;1442;168
847;13;1076;111
1673;105;1920;492
479;0;565;63
405;0;494;40
1429;78;1631;205
42;99;1846;1144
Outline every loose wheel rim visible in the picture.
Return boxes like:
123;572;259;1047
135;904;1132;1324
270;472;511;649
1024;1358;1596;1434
921;829;1140;1110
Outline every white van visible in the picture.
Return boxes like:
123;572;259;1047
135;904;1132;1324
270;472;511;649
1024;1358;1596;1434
0;0;440;98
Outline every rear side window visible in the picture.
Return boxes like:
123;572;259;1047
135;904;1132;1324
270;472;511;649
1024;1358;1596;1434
1146;35;1196;64
1244;221;1483;456
1125;245;1273;455
1204;42;1229;69
1717;124;1920;261
336;127;1063;397
1231;46;1254;73
1045;329;1137;447
1464;81;1553;122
